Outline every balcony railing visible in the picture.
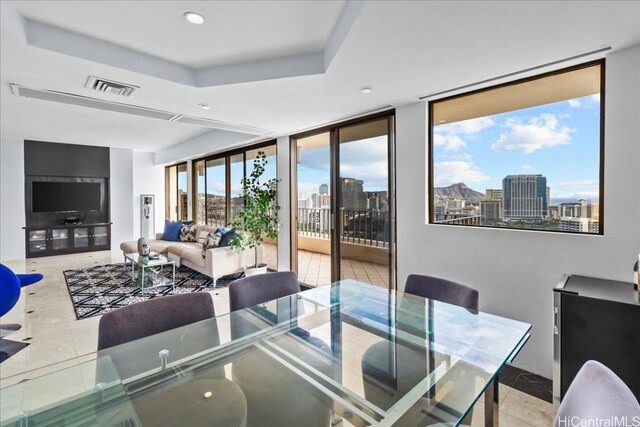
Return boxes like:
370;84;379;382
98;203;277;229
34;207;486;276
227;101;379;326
297;208;390;248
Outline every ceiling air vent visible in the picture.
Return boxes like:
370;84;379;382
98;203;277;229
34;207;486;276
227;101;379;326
85;76;139;97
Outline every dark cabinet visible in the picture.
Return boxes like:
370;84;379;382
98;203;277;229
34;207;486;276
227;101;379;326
25;224;111;258
553;275;640;410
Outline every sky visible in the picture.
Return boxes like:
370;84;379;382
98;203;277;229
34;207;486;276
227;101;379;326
297;135;389;196
433;94;601;203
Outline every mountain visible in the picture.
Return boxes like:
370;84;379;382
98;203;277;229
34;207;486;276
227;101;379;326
434;183;484;200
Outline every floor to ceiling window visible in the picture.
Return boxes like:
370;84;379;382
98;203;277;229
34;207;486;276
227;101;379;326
165;162;188;221
191;141;278;269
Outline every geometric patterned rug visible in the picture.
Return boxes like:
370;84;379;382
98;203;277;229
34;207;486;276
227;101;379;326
63;262;225;320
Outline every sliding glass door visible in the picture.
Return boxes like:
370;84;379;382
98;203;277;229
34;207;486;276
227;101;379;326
294;132;332;287
291;112;395;290
165;162;188;221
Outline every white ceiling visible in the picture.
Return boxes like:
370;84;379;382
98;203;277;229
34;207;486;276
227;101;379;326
1;1;639;154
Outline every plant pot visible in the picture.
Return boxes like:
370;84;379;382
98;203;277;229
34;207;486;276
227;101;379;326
244;264;268;277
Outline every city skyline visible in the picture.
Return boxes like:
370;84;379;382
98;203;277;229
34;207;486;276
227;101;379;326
433;94;601;203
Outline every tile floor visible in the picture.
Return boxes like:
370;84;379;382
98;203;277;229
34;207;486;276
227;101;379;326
0;250;554;426
297;249;390;288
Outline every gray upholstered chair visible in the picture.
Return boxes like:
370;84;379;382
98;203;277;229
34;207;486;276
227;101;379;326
97;292;248;427
405;273;478;311
555;360;640;426
229;271;300;312
361;274;479;425
229;271;333;427
97;292;215;350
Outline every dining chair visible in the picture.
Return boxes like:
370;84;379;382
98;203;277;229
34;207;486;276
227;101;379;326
555;360;640;426
228;270;300;312
97;292;216;350
229;271;334;427
361;274;479;425
405;273;479;311
97;292;247;427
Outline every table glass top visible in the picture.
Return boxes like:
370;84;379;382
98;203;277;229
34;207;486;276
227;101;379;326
0;279;531;427
124;252;172;266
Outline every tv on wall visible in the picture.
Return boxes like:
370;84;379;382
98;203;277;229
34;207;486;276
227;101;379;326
32;181;102;212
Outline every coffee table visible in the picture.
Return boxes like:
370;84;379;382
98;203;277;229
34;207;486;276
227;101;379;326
123;253;175;295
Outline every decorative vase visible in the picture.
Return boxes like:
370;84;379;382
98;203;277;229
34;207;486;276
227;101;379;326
137;238;147;255
244;264;268;277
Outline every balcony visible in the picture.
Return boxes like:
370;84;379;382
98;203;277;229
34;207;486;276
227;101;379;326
295;207;391;289
196;206;392;289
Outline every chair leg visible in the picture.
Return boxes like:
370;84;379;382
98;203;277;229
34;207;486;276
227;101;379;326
0;324;22;338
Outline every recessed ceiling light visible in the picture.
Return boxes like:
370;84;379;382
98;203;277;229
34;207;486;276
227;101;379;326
438;119;447;124
202;391;214;400
360;86;373;94
184;12;205;25
199;103;211;110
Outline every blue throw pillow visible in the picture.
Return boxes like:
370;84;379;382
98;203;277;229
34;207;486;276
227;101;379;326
219;228;237;247
162;220;183;241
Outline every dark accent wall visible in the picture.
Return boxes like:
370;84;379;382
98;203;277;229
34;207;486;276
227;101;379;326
25;140;110;177
24;140;110;227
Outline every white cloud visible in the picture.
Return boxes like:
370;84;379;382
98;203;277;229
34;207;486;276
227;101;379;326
590;94;600;102
567;99;581;108
552;180;600;201
557;180;599;188
437;117;495;135
433;133;467;152
491;114;574;154
297;182;325;195
434;161;490;186
553;191;599;200
521;164;535;171
450;152;473;162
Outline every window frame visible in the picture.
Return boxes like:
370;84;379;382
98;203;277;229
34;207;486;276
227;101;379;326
427;59;605;235
164;161;188;221
191;140;278;226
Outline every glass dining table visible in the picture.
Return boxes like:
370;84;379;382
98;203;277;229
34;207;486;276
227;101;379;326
0;280;531;427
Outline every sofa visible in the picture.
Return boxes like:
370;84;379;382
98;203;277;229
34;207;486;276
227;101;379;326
120;224;262;285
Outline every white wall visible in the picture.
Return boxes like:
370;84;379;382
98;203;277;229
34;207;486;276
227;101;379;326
132;151;165;236
109;148;134;248
395;45;640;378
0;137;25;261
154;128;259;165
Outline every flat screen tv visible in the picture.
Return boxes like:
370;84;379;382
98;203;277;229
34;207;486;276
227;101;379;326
32;181;101;212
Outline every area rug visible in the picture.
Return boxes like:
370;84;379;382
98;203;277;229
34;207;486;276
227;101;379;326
63;263;242;320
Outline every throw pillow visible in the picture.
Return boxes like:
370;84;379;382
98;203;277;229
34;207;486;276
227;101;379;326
162;220;182;241
179;222;197;242
219;228;238;247
202;231;222;258
196;230;209;244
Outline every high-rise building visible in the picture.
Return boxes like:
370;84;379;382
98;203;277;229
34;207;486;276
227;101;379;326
591;202;600;220
340;177;366;210
502;174;549;219
559;217;599;233
485;189;503;201
559;200;592;218
319;184;329;195
480;200;502;220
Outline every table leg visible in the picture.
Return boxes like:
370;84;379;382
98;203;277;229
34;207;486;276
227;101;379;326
141;266;146;295
484;374;499;427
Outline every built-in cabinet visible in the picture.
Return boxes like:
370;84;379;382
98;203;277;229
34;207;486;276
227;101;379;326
25;224;111;258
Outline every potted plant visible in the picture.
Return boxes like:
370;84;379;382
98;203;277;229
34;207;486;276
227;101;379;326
228;151;279;276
